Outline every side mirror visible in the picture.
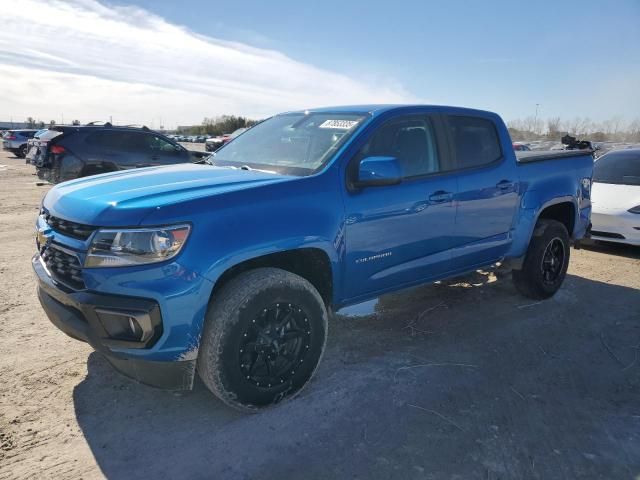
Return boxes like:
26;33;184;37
355;156;402;188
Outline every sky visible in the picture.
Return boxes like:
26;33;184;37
0;0;639;129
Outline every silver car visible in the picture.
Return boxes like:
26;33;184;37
2;129;38;158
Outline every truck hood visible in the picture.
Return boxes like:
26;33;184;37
43;163;293;226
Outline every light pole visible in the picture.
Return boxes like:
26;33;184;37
534;103;540;134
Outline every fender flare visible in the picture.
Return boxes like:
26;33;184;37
510;195;578;270
203;238;341;303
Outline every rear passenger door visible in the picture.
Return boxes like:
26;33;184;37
446;114;519;269
85;131;146;169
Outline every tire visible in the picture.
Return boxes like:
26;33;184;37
198;268;328;411
36;166;61;184
512;219;570;299
17;145;27;158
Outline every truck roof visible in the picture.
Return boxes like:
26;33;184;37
285;104;500;118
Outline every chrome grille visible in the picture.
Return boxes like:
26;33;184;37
41;245;85;290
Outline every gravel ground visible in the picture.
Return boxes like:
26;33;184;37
0;150;639;479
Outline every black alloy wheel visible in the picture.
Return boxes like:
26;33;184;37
198;268;328;411
540;237;565;286
512;219;570;299
239;303;312;388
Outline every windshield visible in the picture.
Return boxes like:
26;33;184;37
229;128;247;138
593;150;640;185
210;112;367;175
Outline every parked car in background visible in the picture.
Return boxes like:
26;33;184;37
205;128;250;152
224;127;248;145
513;143;531;151
32;124;207;183
205;134;228;152
590;148;640;245
33;104;593;410
26;129;63;164
2;129;38;158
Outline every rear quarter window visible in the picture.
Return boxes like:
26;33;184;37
85;131;145;150
448;116;502;169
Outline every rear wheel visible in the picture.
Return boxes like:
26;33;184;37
36;166;61;184
198;268;328;411
17;145;27;158
512;219;570;299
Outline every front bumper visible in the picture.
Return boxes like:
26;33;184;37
33;254;196;389
591;211;640;246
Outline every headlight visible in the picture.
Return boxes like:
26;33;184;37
629;206;640;214
85;224;190;267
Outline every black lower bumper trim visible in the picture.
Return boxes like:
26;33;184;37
106;356;196;390
33;254;196;390
37;286;90;342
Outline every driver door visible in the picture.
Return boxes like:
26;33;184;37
343;113;458;301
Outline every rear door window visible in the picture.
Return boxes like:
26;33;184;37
448;116;502;169
86;131;131;150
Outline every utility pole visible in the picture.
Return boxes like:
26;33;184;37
534;103;540;134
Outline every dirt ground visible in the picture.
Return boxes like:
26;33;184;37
1;149;639;479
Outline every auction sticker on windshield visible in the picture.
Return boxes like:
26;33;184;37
319;119;359;130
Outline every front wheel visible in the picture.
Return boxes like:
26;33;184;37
512;219;570;299
198;268;328;411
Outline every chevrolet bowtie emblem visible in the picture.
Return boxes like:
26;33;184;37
36;227;52;251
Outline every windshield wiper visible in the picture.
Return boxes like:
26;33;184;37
205;159;277;174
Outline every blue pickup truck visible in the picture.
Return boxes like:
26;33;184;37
33;105;593;410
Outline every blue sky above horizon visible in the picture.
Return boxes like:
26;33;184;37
1;0;639;128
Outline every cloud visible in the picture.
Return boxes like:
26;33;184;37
0;0;416;128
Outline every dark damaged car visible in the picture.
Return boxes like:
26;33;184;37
32;124;208;183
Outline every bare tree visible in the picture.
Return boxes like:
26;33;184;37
629;118;640;142
547;116;561;137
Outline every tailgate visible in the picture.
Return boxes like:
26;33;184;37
29;131;63;165
27;141;49;167
26;143;41;162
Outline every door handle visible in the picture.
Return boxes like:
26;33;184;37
496;180;515;191
150;155;160;161
428;191;453;204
